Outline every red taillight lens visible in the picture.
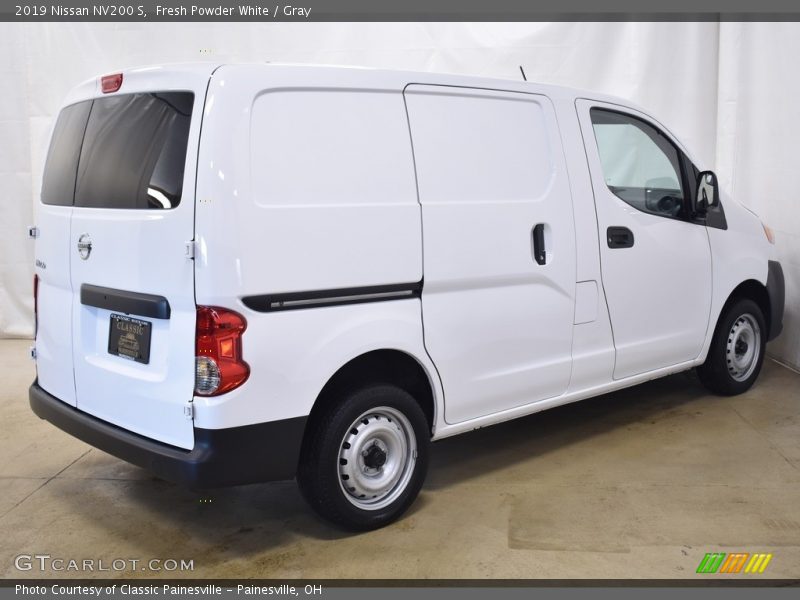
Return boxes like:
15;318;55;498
101;73;123;93
33;274;39;337
195;306;249;396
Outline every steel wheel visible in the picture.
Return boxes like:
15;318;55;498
698;298;766;396
726;313;761;382
297;383;430;529
337;406;417;511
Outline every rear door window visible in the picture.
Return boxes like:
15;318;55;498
75;92;193;209
41;102;92;206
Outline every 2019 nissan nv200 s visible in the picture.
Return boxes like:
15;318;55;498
29;64;785;530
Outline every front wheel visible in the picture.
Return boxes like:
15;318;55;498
697;298;767;396
297;384;430;530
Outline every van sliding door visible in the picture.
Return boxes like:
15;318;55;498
405;85;577;424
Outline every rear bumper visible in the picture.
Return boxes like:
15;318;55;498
29;381;307;488
766;260;785;341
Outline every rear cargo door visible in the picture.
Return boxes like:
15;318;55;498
35;102;94;407
68;77;205;449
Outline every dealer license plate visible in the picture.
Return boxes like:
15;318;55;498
108;314;151;364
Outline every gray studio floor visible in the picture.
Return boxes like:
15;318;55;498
1;338;799;579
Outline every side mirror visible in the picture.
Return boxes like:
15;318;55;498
695;170;720;214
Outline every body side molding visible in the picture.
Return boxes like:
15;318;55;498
242;281;423;312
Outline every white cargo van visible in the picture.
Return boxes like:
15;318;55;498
30;63;784;530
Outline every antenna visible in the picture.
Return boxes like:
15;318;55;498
519;65;527;82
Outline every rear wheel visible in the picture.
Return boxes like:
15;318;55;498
297;384;430;530
697;298;766;395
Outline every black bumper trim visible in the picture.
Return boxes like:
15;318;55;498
766;260;785;341
29;382;306;488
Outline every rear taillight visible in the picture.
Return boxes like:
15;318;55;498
33;274;39;338
101;73;123;93
195;306;249;396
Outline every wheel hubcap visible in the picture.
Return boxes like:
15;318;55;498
362;443;388;469
338;406;417;510
726;313;761;382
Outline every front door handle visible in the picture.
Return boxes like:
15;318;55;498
607;226;634;249
532;224;546;265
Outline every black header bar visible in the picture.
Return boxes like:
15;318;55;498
5;1;800;22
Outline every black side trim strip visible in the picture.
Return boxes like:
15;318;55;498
242;281;423;312
80;284;171;319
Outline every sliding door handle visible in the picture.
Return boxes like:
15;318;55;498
532;224;546;265
607;226;634;249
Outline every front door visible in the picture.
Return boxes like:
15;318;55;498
576;100;712;379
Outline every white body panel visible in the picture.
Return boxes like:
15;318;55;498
404;85;576;424
192;65;429;428
69;209;197;449
192;299;440;429
703;195;774;351
35;63;777;457
33;205;76;406
194;66;422;304
551;98;617;394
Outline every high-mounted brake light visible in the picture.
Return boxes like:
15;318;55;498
195;306;249;396
101;73;123;93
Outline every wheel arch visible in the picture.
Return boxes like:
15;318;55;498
697;278;771;395
303;349;438;443
724;279;771;336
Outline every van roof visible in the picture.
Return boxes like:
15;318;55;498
67;61;643;110
63;61;689;159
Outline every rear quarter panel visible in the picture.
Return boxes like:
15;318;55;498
193;65;438;428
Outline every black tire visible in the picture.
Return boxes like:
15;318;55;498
297;384;430;531
697;298;767;396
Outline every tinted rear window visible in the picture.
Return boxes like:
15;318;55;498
42;92;194;209
41;102;92;206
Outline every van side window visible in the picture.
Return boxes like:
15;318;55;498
590;108;687;220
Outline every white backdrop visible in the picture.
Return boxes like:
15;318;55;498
0;22;798;369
